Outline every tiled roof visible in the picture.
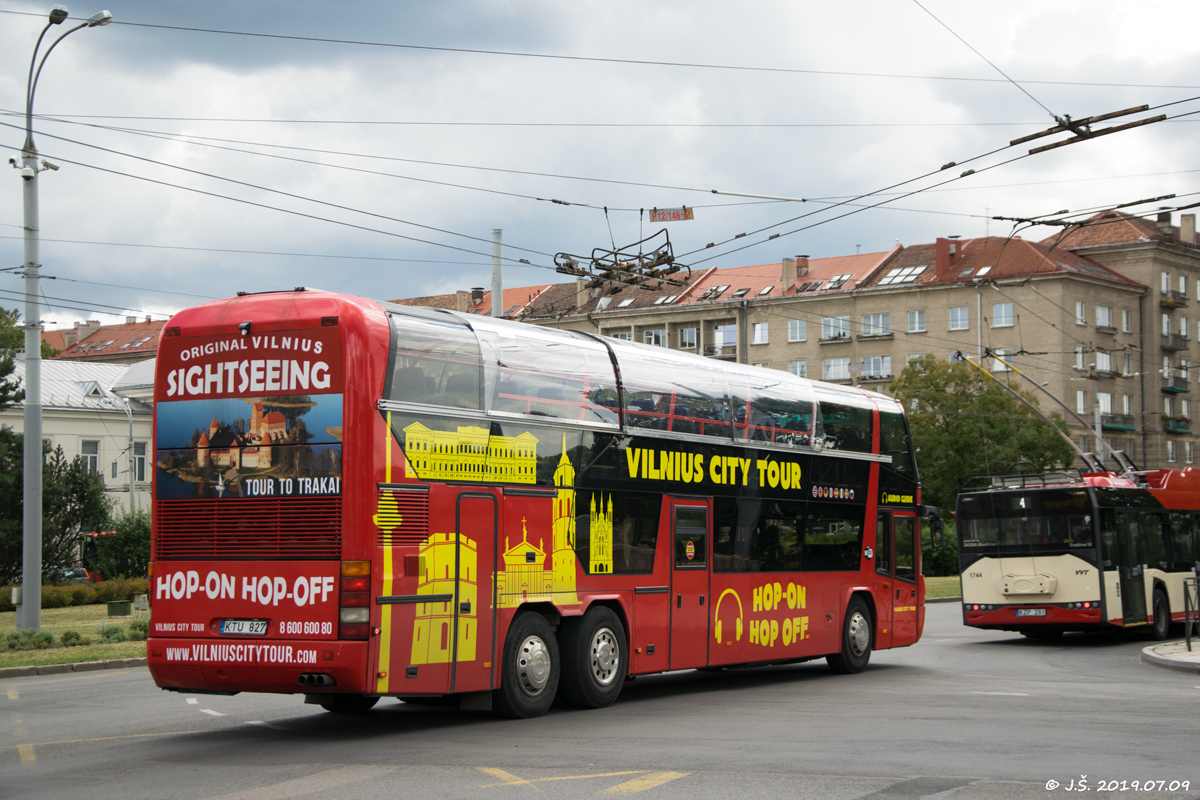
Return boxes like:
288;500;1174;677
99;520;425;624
390;293;458;310
390;285;555;318
680;250;895;305
1040;210;1199;251
53;320;164;361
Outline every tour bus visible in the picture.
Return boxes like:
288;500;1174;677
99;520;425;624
146;289;938;717
957;468;1200;639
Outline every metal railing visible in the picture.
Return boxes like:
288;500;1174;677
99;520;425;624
1186;576;1199;652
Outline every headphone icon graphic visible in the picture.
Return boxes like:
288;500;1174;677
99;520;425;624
714;588;744;644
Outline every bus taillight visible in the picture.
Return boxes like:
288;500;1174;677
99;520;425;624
339;561;371;639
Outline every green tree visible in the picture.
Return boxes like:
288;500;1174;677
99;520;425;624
91;507;150;580
0;307;60;359
891;355;1076;510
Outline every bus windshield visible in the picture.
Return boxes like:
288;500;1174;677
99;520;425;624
957;487;1095;555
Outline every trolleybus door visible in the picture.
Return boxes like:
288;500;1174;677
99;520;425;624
1115;511;1148;625
670;501;710;670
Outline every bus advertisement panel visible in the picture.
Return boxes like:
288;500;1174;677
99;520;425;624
147;290;936;716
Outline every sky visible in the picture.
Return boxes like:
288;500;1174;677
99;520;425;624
1;1;1199;331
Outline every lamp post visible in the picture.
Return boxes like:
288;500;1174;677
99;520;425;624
16;5;112;632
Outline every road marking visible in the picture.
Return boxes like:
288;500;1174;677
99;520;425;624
198;765;395;800
18;744;35;764
477;768;654;789
969;691;1030;696
187;698;199;704
200;709;226;716
246;720;285;730
0;731;199;752
7;687;17;700
478;768;534;787
602;772;690;794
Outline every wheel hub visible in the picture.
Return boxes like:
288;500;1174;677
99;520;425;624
847;611;870;657
517;635;551;696
590;627;619;686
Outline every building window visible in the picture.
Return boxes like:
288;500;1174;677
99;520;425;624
1187;442;1195;464
1076;390;1087;415
789;360;807;378
907;353;926;364
1122;309;1132;333
644;329;666;347
133;442;147;483
1097;392;1113;414
1163;314;1171;337
678;327;698;349
1164;396;1173;416
714;324;737;349
908;309;926;333
992;302;1013;328
1076;301;1086;325
81;440;99;473
863;355;891;379
1123;394;1133;415
1184;399;1191;420
1167;440;1177;463
823;358;851;380
1095;351;1112;373
1162;272;1171;293
1164;356;1172;377
1095;305;1113;328
1123;353;1133;377
821;316;850;340
751;322;769;345
991;347;1012;371
1181;275;1188;296
1183;317;1190;338
949;306;969;331
1182;360;1190;382
1075;346;1085;371
609;331;631;341
861;312;890;336
787;319;806;342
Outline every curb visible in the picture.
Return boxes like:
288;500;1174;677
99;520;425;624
1140;644;1200;674
0;657;147;680
927;596;961;604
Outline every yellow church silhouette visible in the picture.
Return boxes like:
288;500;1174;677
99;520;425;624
403;422;537;484
410;532;478;666
589;493;614;574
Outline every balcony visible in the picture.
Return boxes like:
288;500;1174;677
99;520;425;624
819;333;852;344
859;373;893;383
1101;413;1136;432
1163;416;1192;435
1161;333;1190;352
1161;290;1190;309
704;344;737;360
1095;324;1117;336
1162;375;1190;394
856;332;894;341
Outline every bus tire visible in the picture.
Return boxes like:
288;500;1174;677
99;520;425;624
560;606;626;709
1150;589;1171;641
827;597;872;674
493;612;559;719
318;694;379;714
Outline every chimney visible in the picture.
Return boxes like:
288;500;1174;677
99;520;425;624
77;320;102;340
576;278;589;309
126;316;136;324
1181;214;1196;246
795;255;809;277
455;290;470;312
781;257;796;289
934;238;953;279
470;286;485;305
1157;212;1178;239
145;315;151;323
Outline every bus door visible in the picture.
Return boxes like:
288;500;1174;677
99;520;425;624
875;511;893;650
877;510;920;647
670;501;710;670
451;493;495;694
1115;511;1147;625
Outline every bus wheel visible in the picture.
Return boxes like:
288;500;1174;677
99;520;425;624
560;606;626;709
1150;590;1171;641
318;694;379;714
827;597;872;674
493;612;559;719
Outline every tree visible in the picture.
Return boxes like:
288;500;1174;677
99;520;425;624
890;355;1077;510
0;307;60;359
90;507;150;580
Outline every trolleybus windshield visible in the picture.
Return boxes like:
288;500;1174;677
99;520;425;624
958;488;1095;555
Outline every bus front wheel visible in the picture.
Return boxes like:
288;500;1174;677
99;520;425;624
827;597;872;674
318;694;379;714
494;612;559;718
1150;590;1171;641
560;606;626;709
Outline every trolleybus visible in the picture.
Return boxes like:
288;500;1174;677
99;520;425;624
147;289;938;716
957;468;1200;638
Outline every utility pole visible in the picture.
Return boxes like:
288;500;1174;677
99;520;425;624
491;229;503;318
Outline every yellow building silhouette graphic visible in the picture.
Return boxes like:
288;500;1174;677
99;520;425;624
410;532;477;665
403;422;537;484
497;442;581;607
589;493;614;574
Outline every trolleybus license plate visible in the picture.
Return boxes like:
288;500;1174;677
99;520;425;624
1016;608;1046;617
219;619;268;635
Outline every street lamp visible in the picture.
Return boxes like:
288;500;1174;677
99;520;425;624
16;5;112;632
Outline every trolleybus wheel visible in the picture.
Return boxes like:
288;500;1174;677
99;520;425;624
827;596;872;674
493;612;559;719
318;694;379;714
560;606;626;709
1150;589;1171;641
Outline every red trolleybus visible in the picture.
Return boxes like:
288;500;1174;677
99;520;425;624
147;289;939;716
957;469;1200;639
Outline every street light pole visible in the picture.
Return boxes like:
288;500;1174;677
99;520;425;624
16;5;112;631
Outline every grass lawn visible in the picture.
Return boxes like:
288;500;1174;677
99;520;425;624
1;604;148;669
925;575;961;598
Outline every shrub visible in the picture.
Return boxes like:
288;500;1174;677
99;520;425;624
5;629;54;650
0;584;13;613
40;585;74;609
93;579;123;603
60;630;83;647
127;618;149;641
98;623;127;643
69;583;97;606
79;635;93;646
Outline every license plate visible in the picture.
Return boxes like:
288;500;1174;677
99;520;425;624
219;619;268;636
1016;608;1046;617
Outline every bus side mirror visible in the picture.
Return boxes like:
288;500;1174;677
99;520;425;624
921;506;944;549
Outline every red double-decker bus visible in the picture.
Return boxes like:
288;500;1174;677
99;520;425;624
147;289;939;717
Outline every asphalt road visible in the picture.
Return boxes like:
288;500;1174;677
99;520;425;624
2;603;1197;800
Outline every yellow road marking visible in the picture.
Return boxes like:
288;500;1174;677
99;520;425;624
7;687;17;700
2;730;199;751
601;772;690;795
478;769;646;789
18;744;35;764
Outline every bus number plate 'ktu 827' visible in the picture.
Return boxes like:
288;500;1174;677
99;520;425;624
219;619;268;636
1015;608;1046;617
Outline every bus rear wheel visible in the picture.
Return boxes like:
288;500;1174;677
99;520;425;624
560;606;626;709
827;597;872;674
1150;589;1171;641
493;611;559;719
318;694;379;714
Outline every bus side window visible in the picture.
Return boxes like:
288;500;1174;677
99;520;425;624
712;497;739;572
1140;513;1169;571
876;512;892;577
1169;511;1195;572
803;504;865;571
1100;511;1116;569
